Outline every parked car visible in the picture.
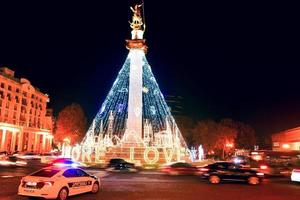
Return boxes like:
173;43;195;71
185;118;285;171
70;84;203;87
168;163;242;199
0;151;8;157
40;153;60;164
201;161;264;185
249;150;300;176
17;152;41;160
161;162;200;175
0;155;27;167
291;168;300;182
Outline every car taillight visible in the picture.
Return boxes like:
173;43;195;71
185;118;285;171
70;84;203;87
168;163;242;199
260;165;268;170
35;181;53;189
21;180;27;187
44;181;54;186
162;167;170;171
36;182;45;189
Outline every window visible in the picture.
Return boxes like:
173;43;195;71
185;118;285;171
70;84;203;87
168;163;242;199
21;106;26;113
8;85;12;91
15;96;20;103
76;169;89;177
228;164;239;170
62;169;77;178
7;93;11;101
62;169;89;178
22;98;27;106
0;91;4;98
209;163;229;169
4;110;8;117
215;163;229;169
0;83;4;88
16;88;20;93
31;169;60;177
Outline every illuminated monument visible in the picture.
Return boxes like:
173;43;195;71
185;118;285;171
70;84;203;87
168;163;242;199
70;4;188;164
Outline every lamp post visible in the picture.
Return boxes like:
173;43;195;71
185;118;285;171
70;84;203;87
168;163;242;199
223;142;234;160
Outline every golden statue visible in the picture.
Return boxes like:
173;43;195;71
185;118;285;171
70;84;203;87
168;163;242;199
129;4;144;30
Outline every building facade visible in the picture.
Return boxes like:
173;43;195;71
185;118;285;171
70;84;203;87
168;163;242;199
0;67;53;153
272;127;300;151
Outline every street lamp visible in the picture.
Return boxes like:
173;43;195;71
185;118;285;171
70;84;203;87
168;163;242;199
223;142;234;160
225;143;234;148
282;143;290;149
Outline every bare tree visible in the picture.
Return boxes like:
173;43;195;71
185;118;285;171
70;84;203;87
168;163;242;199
54;103;87;145
221;119;256;149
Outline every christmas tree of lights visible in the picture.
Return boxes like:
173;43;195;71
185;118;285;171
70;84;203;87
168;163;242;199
81;4;187;150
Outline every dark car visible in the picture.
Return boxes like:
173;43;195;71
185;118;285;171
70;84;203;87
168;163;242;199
16;152;41;160
106;158;136;172
0;155;27;167
201;161;264;185
161;162;200;175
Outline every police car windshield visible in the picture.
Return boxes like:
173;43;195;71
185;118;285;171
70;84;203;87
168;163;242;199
31;169;60;177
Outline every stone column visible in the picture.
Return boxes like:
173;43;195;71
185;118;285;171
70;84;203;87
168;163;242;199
27;132;32;152
0;129;7;151
10;131;17;152
18;131;23;152
49;137;53;152
33;133;38;153
42;134;46;153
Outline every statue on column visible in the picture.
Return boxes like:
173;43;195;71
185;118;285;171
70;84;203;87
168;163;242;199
131;4;142;17
129;4;144;30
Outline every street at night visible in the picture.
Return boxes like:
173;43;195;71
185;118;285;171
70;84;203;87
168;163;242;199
0;164;300;200
1;1;300;199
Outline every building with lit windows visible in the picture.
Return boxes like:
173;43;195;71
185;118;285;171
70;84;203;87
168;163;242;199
0;67;53;153
272;127;300;151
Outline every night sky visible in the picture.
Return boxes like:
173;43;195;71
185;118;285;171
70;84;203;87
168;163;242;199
0;1;299;136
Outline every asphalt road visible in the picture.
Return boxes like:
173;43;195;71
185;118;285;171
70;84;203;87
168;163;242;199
0;164;300;200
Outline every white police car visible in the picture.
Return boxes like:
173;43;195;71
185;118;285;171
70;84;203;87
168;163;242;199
18;166;100;200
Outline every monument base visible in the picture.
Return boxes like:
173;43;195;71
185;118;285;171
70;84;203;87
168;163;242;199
79;146;189;167
121;130;145;148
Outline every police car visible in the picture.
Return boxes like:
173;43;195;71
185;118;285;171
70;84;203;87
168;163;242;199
18;166;100;200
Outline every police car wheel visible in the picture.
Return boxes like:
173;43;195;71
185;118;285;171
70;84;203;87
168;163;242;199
57;187;69;200
91;182;99;194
